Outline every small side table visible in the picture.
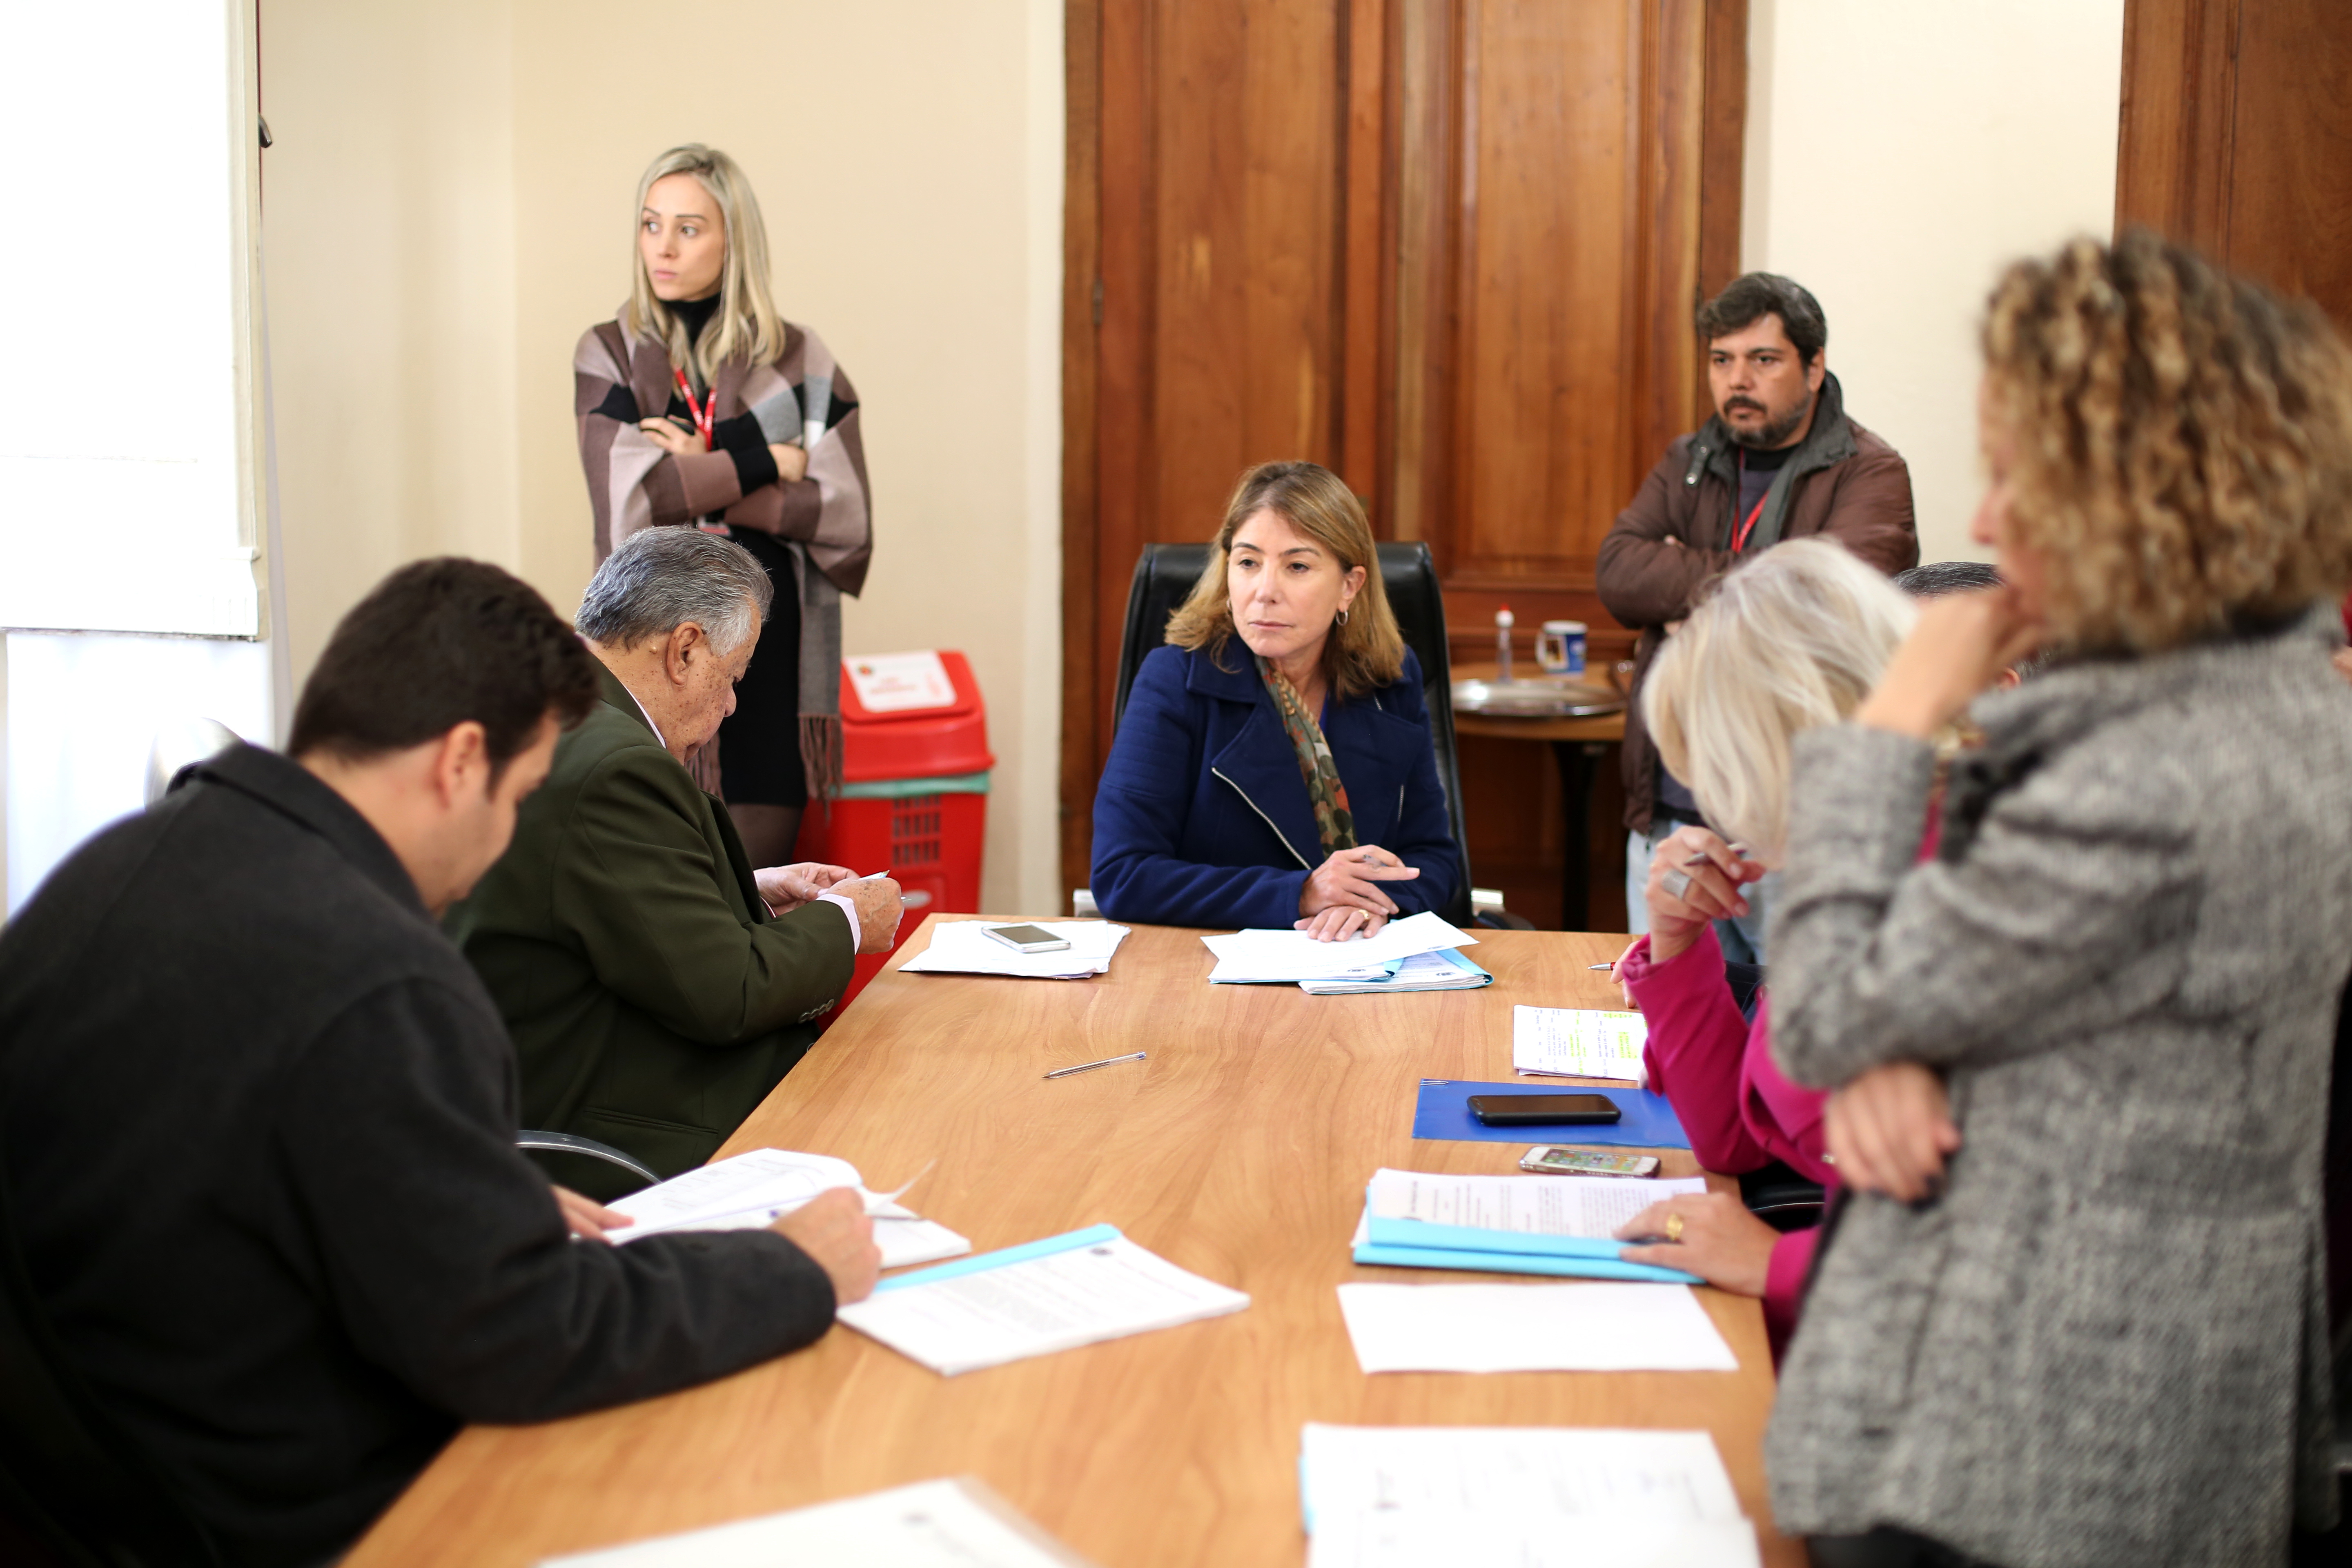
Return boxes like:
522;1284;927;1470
1451;666;1627;930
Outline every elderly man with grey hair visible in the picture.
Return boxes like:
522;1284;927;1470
447;528;902;1197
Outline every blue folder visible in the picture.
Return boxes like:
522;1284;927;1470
1351;1212;1699;1285
1410;1078;1691;1149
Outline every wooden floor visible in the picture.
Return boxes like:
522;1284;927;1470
346;918;1797;1567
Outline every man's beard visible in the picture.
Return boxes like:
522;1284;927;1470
1723;391;1814;450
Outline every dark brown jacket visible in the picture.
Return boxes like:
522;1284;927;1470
1595;372;1918;833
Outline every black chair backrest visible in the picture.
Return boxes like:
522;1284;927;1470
1109;542;1474;926
0;1151;221;1567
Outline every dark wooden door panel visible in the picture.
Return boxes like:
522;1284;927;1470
2116;0;2352;330
1063;0;1746;900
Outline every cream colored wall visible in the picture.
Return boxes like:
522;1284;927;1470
263;0;1065;914
1741;0;2126;564
263;0;523;668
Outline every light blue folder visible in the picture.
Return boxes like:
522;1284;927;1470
1352;1212;1701;1285
874;1223;1120;1292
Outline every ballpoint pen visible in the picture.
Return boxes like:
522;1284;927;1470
1043;1051;1146;1080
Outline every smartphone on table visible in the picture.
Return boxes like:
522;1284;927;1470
1466;1092;1622;1127
984;923;1072;954
1520;1146;1659;1177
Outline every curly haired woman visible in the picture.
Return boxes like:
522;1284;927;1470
1765;231;2352;1568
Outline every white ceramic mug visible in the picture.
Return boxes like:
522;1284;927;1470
1535;619;1587;676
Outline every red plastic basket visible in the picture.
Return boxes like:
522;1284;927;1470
790;652;992;1013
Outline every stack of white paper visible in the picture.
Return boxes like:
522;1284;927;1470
606;1149;970;1272
1201;910;1477;984
1299;1425;1759;1568
1335;1281;1739;1372
1513;1004;1649;1082
837;1225;1249;1376
1361;1167;1707;1238
540;1476;1099;1567
900;920;1132;980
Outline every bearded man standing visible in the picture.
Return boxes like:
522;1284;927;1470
1595;273;1918;960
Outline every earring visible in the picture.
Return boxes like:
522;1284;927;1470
1336;608;1351;627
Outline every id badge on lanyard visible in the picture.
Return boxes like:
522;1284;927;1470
673;368;715;451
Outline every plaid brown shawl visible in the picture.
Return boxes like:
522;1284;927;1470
575;314;873;797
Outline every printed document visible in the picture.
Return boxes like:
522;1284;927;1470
1335;1281;1739;1372
1299;1425;1757;1568
1513;1004;1649;1082
838;1229;1249;1376
606;1149;970;1271
1298;949;1492;995
1361;1168;1705;1240
539;1476;1098;1568
1308;1511;1760;1568
1201;910;1477;983
901;920;1132;980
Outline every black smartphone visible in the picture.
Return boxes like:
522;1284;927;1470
1466;1092;1623;1127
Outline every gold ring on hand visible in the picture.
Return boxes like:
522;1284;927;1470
1664;1212;1685;1243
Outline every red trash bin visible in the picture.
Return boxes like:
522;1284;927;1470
790;650;992;1013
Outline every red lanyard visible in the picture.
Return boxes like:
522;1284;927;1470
672;368;715;451
1733;495;1766;553
1732;452;1767;552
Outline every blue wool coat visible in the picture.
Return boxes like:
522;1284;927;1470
1091;644;1462;929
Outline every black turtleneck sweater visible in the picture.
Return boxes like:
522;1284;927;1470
664;294;780;497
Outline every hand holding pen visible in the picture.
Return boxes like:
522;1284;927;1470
1642;827;1762;967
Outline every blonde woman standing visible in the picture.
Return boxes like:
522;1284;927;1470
575;143;872;866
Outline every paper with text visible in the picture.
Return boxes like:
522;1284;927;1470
1300;1425;1742;1527
1336;1281;1739;1373
900;920;1132;980
539;1476;1099;1567
604;1149;969;1269
1200;910;1476;983
1513;1004;1649;1082
838;1232;1249;1376
1363;1168;1705;1240
1298;949;1492;995
1308;1511;1760;1568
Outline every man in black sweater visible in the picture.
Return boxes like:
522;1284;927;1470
0;560;878;1568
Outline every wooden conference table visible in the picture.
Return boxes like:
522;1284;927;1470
348;918;1799;1567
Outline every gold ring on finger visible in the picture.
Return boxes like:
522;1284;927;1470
1664;1212;1685;1243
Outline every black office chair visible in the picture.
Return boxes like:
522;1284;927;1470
1109;541;1482;927
0;1148;224;1568
516;1131;662;1203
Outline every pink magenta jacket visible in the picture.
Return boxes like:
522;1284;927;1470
1619;923;1833;1361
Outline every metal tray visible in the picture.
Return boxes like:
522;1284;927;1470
1450;677;1625;718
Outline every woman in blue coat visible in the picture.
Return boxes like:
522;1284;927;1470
1091;461;1462;936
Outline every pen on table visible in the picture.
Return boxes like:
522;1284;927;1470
1043;1051;1146;1080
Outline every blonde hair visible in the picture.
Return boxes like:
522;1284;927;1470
625;144;786;389
1643;539;1915;864
1163;461;1405;699
1982;229;2352;653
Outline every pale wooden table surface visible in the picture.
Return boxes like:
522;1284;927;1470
347;918;1799;1567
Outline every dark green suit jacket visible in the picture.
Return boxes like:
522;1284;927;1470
447;666;853;1191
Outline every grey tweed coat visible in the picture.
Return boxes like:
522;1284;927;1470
1764;608;2352;1568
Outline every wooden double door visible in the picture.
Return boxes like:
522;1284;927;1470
1058;0;1748;898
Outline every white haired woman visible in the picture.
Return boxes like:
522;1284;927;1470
1606;538;1956;1361
574;143;873;866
